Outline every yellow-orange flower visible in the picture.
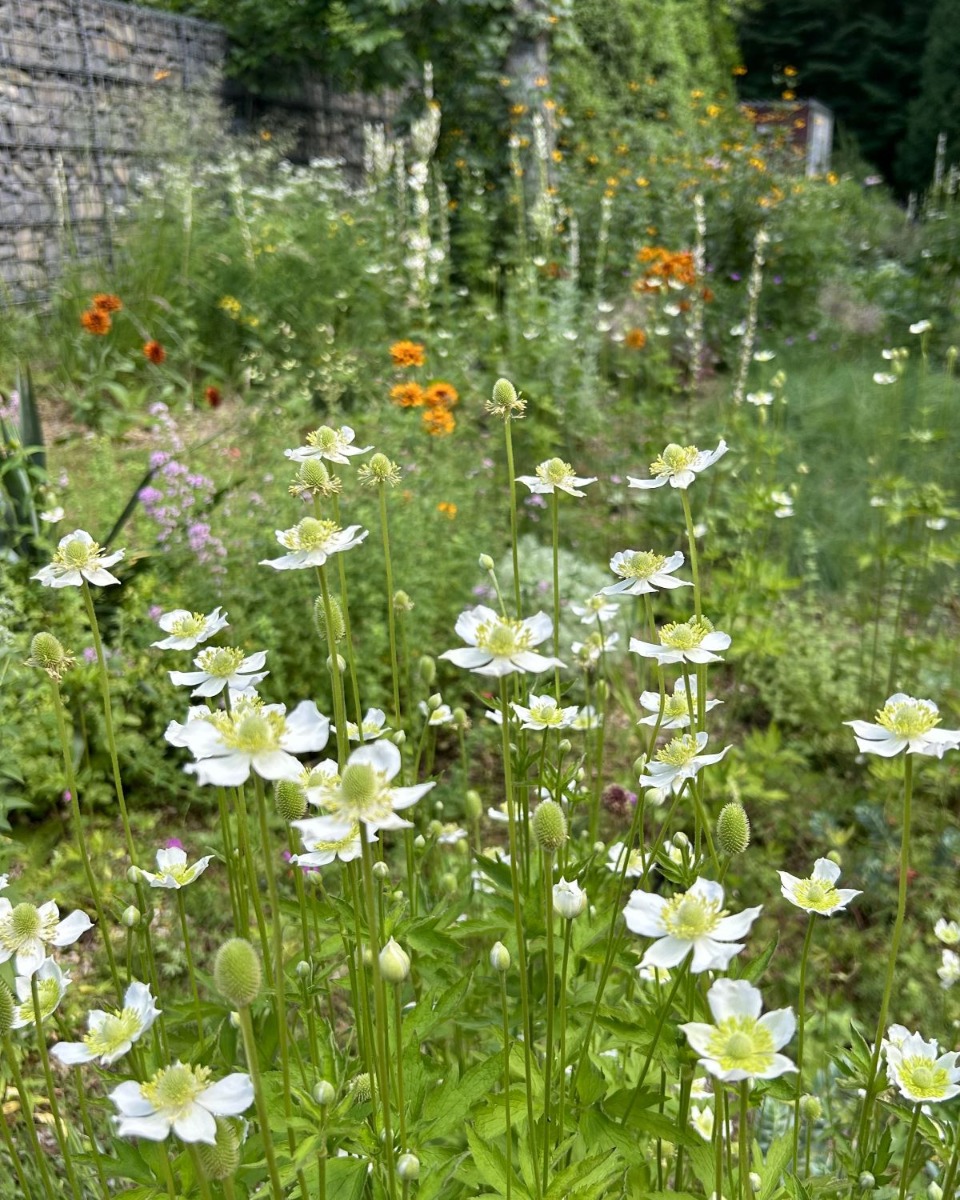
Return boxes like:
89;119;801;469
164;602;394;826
81;308;111;335
143;340;166;364
390;382;425;408
422;407;455;437
424;382;459;409
624;328;647;350
92;293;122;313
437;502;457;519
390;340;426;368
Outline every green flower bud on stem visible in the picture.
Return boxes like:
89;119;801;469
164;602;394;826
397;1153;420;1181
121;905;141;928
314;595;345;642
379;938;411;984
799;1094;822;1122
464;790;483;821
313;1080;336;1106
196;1117;241;1181
418;655;436;686
490;941;511;972
393;590;414;613
0;980;14;1036
275;779;307;822
716;801;750;856
214;938;262;1008
533;800;568;851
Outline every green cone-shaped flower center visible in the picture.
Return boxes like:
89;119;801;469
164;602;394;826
333;764;393;824
899;1058;950;1099
9;903;42;945
876;699;939;739
197;647;246;677
656;734;700;767
662;892;725;940
85;1007;143;1057
660;618;712;651
707;1017;775;1074
662;691;694;720
651;444;699;478
793;879;838;912
307;426;341;452
528;699;563;725
57;538;99;568
142;1064;211;1117
170;612;207;638
619;550;666;580
25;975;63;1024
476;619;530;658
212;701;284;753
285;518;341;552
537;458;574;486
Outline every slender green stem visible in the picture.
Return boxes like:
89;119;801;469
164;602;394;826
550;492;561;700
188;1143;214;1200
680;490;702;621
556;919;572;1158
318;564;349;770
232;785;274;990
393;985;407;1151
30;977;83;1200
714;1083;724;1200
2;1033;57;1200
346;862;378;1122
542;851;556;1192
938;1120;960;1199
793;917;816;1170
504;419;522;616
0;1068;37;1200
738;1081;749;1200
378;486;402;730
175;889;204;1037
218;788;246;934
159;1145;179;1200
499;972;513;1200
329;495;363;728
622;962;687;1123
237;1004;285;1200
898;1106;922;1200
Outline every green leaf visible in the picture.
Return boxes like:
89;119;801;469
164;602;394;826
758;1131;795;1200
545;1150;624;1199
465;1126;510;1195
421;1054;503;1137
324;1154;368;1200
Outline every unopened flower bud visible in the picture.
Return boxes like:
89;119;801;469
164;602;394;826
295;960;312;980
127;865;141;884
558;738;572;756
418;655;436;686
214;938;262;1008
716;802;750;856
464;790;483;821
379;938;411;984
428;820;443;838
314;1080;336;1106
391;729;406;747
196;1117;242;1181
859;1174;875;1191
433;800;444;816
414;835;426;850
750;1173;761;1193
592;841;606;855
27;632;75;680
929;1183;943;1200
553;877;587;920
362;946;374;967
596;679;609;701
393;590;414;613
327;653;346;674
490;941;511;972
453;706;468;729
632;755;647;778
313;594;345;643
121;905;141;928
275;779;307;822
0;980;14;1037
478;553;495;572
372;861;390;881
440;872;458;894
673;832;691;849
799;1094;822;1122
397;1153;420;1181
427;692;442;711
827;850;842;866
533;800;567;851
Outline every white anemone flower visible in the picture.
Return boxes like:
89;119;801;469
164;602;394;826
174;695;330;787
630;616;731;666
938;950;960;990
681;979;796;1082
628;440;727;490
261;518;368;571
32;530;124;589
909;320;932;335
690;1105;714;1141
607;842;645;878
440;606;565;677
290;816;375;867
572;706;600;731
778;858;861;916
39;506;65;524
302;761;340;808
152;607;229;651
516;458;597;498
139;847;213;890
846;694;960;758
624;877;761;973
169;647;268;698
638;678;722;729
10;958;70;1029
552;878;588;919
419;701;455;727
110;1063;254;1144
873;373;897;385
321;740;434;833
51;981;160;1066
511;694;579;730
0;898;93;976
284;425;372;464
572;630;619;668
570;595;620;623
885;1032;960;1103
638;732;731;795
746;391;774;406
601;549;691;596
340;708;389;741
437;824;469;845
935;919;960;946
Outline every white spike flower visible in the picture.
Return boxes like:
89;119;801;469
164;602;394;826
172;695;330;787
138;847;213;890
511;694;579;730
32;529;124;588
284;425;372;464
885;1031;960;1103
638;731;731;795
638;677;722;729
152;607;229;651
602;549;691;596
110;1063;254;1144
260;518;368;571
624;878;761;974
778;858;861;916
440;606;565;677
321;740;434;833
516;458;597;498
630;616;731;666
681;979;796;1082
0;899;93;976
169;647;268;698
51;981;160;1065
846;694;960;758
290;815;376;866
10;958;70;1029
628;440;727;490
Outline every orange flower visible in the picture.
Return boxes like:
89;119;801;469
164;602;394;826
205;386;222;408
422;407;455;437
424;381;459;409
390;340;426;368
390;382;425;408
81;308;111;335
437;502;458;519
143;340;166;364
92;293;122;313
624;328;647;350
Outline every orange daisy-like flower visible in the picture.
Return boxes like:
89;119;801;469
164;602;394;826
390;382;425;408
81;308;111;335
390;340;426;368
424;382;459;409
143;340;166;364
437;502;458;519
422;407;455;437
624;328;647;350
92;293;122;313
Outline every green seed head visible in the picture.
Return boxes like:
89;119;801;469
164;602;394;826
799;1094;822;1122
313;595;345;643
350;1072;372;1104
464;790;483;821
0;980;14;1037
532;800;568;852
275;780;307;823
196;1117;242;1180
27;632;75;680
488;377;525;418
393;589;414;613
214;938;262;1008
716;801;751;856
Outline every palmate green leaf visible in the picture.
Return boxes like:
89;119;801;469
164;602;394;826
408;973;473;1042
463;1126;512;1195
420;1053;503;1138
544;1150;625;1199
324;1154;369;1199
757;1130;795;1200
686;1142;717;1195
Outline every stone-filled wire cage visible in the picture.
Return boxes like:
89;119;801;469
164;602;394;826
0;0;225;304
